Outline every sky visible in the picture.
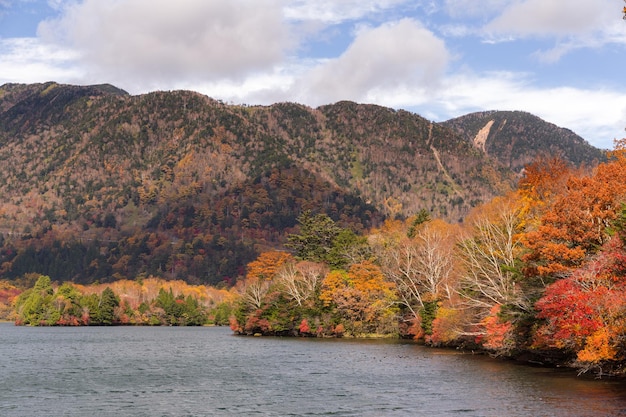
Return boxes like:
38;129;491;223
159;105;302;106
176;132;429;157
0;1;625;149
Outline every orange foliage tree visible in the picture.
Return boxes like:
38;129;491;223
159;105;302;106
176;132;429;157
429;307;461;345
516;156;573;228
523;141;626;281
0;280;22;320
320;261;397;335
235;251;293;310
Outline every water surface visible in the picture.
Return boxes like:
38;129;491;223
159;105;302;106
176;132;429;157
1;324;625;416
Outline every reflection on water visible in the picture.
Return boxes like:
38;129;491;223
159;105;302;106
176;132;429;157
1;324;625;416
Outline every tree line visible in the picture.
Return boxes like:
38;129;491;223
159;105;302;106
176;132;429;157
9;275;235;326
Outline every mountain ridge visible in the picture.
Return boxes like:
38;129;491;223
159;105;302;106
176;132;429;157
0;82;605;284
442;110;603;173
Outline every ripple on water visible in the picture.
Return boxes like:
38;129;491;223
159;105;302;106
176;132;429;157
1;325;626;416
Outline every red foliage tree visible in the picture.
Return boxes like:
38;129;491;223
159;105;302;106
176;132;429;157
533;232;626;364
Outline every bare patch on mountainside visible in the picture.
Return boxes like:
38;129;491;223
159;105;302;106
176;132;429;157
473;120;494;153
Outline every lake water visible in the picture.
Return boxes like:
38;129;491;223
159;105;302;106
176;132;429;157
1;324;626;417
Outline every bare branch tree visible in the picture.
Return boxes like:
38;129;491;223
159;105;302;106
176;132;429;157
372;219;456;321
457;198;529;318
235;277;271;310
276;261;328;306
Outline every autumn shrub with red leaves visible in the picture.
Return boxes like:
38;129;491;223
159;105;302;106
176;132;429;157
229;316;242;333
479;305;514;353
244;311;271;334
429;307;461;346
298;318;311;335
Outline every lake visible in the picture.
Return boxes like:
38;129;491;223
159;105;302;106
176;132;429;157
1;323;625;416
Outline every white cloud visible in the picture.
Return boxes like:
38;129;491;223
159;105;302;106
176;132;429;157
485;0;614;37
480;0;626;63
37;0;294;90
537;33;626;64
174;64;299;106
437;23;477;38
428;72;626;149
46;0;66;11
0;37;82;83
293;18;449;105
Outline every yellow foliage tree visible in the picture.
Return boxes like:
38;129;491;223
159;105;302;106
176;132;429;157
320;261;397;335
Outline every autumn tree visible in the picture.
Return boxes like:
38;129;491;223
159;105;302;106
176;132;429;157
0;280;21;320
275;260;328;307
236;251;293;310
320;261;397;336
523;141;626;281
459;195;529;313
371;217;457;337
533;205;626;371
516;156;573;228
456;194;530;353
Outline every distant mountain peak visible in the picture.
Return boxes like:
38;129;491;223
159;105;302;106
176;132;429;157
443;110;604;173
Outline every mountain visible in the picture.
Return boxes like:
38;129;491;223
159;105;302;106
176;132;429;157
442;110;604;174
0;82;604;285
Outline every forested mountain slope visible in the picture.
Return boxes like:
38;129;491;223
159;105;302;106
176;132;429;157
0;82;603;285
